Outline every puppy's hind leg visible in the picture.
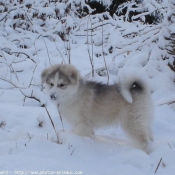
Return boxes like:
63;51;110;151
121;116;152;153
73;122;94;137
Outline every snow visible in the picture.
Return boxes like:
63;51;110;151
0;0;175;175
0;102;175;175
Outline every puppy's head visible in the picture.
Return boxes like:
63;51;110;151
41;64;79;101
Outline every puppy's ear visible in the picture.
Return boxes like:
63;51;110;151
68;70;79;85
41;69;49;84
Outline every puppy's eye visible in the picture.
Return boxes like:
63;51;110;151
58;83;65;88
50;83;54;87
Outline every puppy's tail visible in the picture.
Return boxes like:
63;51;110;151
118;69;150;103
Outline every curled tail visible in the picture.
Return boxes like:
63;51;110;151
118;69;150;103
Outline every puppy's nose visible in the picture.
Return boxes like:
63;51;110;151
50;93;57;100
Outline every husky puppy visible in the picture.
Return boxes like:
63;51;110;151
41;64;153;152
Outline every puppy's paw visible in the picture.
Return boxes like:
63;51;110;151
73;123;94;137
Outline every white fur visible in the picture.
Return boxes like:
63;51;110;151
41;64;154;153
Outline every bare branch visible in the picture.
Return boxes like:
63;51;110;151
87;15;95;77
155;157;162;173
10;51;36;63
54;37;66;64
0;91;4;97
19;89;43;106
34;35;41;63
44;107;61;144
42;36;51;66
159;101;175;106
28;65;37;88
58;108;65;132
0;77;25;89
167;142;172;149
0;49;7;61
101;20;109;84
84;21;115;31
67;35;71;64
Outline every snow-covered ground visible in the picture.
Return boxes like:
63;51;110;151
0;39;175;175
0;1;175;175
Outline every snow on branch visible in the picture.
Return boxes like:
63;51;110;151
0;0;174;107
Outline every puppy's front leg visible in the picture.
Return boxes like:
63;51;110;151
73;122;94;137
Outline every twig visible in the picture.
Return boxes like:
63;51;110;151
47;133;49;140
54;36;66;64
0;49;7;61
0;77;25;89
75;34;95;37
87;15;95;77
10;51;36;63
0;120;6;130
28;64;37;88
90;17;94;76
63;33;71;64
167;142;172;149
63;34;71;64
0;91;4;97
58;109;65;131
19;89;42;106
27;132;34;142
24;132;34;146
24;9;33;25
34;35;41;63
67;35;71;64
61;23;71;64
44;107;60;144
42;36;51;66
84;22;114;31
70;148;75;156
0;5;24;22
10;64;19;82
159;101;175;106
63;39;69;63
155;157;162;173
101;20;109;84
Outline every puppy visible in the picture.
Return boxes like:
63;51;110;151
41;64;154;152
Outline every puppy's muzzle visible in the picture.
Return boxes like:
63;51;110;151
50;93;57;100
